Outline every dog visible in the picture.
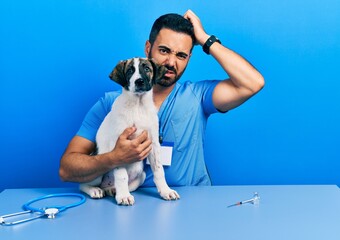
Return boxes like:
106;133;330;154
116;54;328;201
80;57;180;205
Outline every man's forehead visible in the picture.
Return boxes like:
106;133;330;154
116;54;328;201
154;28;192;53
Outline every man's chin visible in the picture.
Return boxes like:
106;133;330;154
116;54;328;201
157;77;177;87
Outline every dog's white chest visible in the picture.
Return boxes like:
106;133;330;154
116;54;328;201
113;93;158;132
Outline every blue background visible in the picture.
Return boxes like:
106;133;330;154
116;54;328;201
0;0;339;191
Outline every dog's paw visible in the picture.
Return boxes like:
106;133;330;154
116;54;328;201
104;187;116;197
115;193;135;206
88;187;105;198
159;188;180;201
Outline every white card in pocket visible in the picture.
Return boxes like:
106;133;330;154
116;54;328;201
146;141;174;166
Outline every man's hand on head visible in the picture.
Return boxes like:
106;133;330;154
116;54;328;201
183;9;210;46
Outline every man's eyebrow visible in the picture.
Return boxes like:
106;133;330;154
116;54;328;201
158;45;189;56
158;45;170;50
177;51;189;56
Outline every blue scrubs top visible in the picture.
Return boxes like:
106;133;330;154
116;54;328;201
77;80;220;187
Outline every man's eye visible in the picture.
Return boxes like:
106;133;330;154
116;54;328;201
177;54;187;60
159;48;169;54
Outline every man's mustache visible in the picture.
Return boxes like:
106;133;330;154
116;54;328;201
164;65;177;75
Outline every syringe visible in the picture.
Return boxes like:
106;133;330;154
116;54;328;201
227;192;260;208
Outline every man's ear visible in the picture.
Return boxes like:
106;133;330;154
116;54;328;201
145;40;151;57
109;60;128;88
149;59;167;83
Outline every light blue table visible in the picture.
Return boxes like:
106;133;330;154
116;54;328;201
1;185;340;240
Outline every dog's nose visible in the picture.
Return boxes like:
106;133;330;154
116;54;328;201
135;78;144;86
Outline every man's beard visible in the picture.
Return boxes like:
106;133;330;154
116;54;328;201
157;65;183;87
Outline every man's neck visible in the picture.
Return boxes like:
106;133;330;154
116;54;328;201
153;84;175;110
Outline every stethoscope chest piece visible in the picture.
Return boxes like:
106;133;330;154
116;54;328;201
44;208;59;219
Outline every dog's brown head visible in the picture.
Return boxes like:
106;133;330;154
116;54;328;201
109;57;167;93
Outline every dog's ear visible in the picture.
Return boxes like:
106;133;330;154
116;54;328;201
149;59;167;83
109;60;128;88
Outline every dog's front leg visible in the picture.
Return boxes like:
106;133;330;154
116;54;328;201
149;143;180;200
113;167;135;205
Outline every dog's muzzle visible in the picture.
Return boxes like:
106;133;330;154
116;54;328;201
134;78;152;92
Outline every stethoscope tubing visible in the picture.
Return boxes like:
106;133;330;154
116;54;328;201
23;193;86;213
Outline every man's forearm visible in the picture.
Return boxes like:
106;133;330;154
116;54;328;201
59;152;115;183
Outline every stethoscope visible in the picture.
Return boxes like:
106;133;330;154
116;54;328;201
0;193;86;226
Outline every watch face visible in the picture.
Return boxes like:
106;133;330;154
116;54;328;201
208;36;215;45
212;35;221;44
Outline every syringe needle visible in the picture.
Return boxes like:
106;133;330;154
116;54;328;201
227;202;242;208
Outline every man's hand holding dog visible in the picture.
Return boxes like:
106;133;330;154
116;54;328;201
59;127;152;183
110;127;152;166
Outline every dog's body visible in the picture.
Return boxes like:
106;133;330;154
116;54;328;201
80;58;180;205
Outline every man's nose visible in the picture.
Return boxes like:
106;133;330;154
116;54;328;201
165;53;176;67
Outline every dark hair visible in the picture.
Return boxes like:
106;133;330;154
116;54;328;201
149;13;196;50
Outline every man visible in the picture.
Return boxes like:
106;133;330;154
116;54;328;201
59;10;264;187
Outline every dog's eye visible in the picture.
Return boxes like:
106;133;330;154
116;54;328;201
126;68;134;75
144;66;151;72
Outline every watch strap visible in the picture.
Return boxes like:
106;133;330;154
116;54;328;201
202;35;221;55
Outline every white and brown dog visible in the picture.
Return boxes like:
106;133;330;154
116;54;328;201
80;57;180;205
